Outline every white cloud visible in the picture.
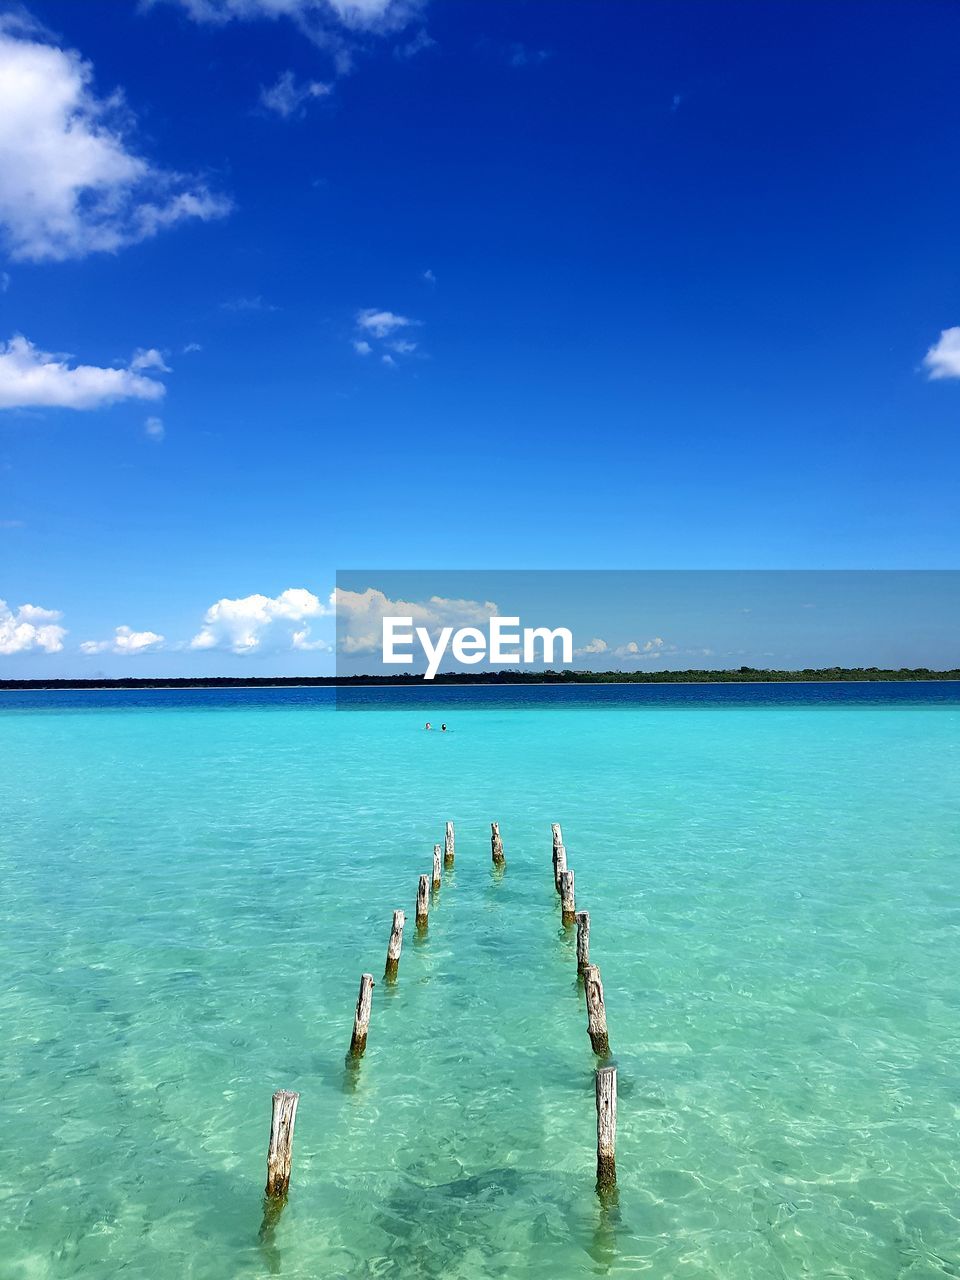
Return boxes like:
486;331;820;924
221;295;278;313
80;625;165;656
574;637;609;657
334;586;498;656
145;416;165;441
923;326;960;380
260;69;331;117
154;0;422;35
0;598;66;654
613;637;667;660
130;348;170;373
356;308;416;338
190;587;331;653
0;23;230;263
0;334;166;410
183;342;203;354
422;268;435;283
353;308;421;361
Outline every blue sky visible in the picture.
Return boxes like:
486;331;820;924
1;0;959;676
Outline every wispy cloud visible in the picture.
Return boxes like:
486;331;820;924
220;295;278;313
0;598;66;654
613;637;668;660
259;69;331;118
923;326;960;380
145;416;165;441
353;308;421;361
0;335;166;410
0;20;230;262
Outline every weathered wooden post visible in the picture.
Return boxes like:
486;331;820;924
595;1065;617;1193
433;844;442;889
551;822;563;854
559;868;576;924
491;821;505;866
265;1089;300;1199
416;873;430;928
583;963;610;1056
384;910;405;981
575;910;591;974
553;843;567;894
444;821;455;868
349;973;374;1057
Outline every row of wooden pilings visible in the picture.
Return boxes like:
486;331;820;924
263;819;618;1212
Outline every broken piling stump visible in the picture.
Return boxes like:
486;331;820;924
559;868;576;924
595;1065;617;1193
491;821;505;866
384;910;405;982
265;1089;300;1199
433;844;442;889
575;910;591;974
416;873;430;928
349;973;374;1057
583;963;610;1057
444;821;455;867
553;843;567;894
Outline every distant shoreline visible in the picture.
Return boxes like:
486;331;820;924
1;668;959;691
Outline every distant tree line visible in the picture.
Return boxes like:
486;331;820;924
1;666;958;691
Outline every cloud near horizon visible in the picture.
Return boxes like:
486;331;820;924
0;598;66;654
0;335;166;410
190;587;332;653
0;20;230;263
80;625;165;656
334;586;498;656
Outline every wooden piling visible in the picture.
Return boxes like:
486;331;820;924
575;910;591;973
433;844;442;889
551;822;563;853
416;873;430;928
349;973;374;1057
595;1065;617;1192
559;868;576;924
384;909;405;981
444;820;455;867
265;1089;300;1199
583;963;610;1056
491;821;505;865
553;843;567;894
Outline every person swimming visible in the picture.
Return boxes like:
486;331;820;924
425;722;432;730
441;723;447;732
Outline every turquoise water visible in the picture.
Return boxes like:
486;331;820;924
1;687;959;1279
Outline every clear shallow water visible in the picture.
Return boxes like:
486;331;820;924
1;685;959;1279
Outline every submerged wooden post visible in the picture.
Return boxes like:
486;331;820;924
384;909;405;981
265;1089;300;1199
583;963;610;1056
595;1065;617;1193
575;910;591;973
349;973;374;1057
433;844;442;889
491;822;505;866
559;868;576;924
444;821;455;867
553;843;567;894
416;873;430;928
